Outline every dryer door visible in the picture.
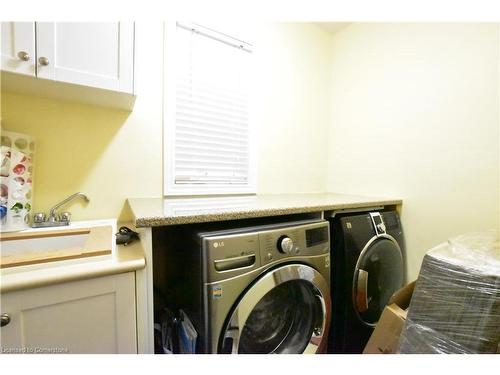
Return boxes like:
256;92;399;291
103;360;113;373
219;264;331;354
353;234;404;326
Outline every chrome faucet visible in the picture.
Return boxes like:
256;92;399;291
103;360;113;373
32;192;90;228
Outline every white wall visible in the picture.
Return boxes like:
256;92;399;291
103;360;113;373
255;23;332;193
327;23;500;280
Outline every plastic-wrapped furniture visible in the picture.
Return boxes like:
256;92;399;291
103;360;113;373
398;230;500;354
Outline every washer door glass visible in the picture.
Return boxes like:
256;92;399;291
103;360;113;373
238;279;322;354
353;237;403;325
219;264;330;354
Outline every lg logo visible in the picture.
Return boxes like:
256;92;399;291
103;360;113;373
213;241;225;248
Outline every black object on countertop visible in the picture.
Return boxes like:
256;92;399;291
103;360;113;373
115;226;139;246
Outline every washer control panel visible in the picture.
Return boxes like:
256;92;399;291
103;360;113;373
259;221;329;266
202;220;330;282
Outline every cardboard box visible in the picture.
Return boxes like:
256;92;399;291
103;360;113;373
363;281;416;354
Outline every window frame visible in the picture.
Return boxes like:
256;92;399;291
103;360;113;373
163;21;257;197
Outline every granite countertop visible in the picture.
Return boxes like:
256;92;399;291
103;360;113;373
128;193;402;227
0;220;145;293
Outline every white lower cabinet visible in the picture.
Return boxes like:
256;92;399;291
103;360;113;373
0;272;137;354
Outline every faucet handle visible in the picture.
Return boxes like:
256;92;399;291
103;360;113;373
33;212;46;223
59;211;71;223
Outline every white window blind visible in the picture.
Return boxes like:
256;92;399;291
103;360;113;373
168;22;254;194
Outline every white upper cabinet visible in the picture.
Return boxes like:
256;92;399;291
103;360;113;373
36;22;135;93
1;22;135;95
1;22;36;77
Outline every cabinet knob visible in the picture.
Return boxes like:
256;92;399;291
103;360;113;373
38;56;50;66
1;313;11;327
17;51;30;61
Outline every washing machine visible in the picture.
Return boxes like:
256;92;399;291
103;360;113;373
327;210;405;353
162;219;332;354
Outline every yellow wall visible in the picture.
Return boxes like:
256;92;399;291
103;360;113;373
327;23;500;280
255;23;332;193
1;22;164;222
1;22;333;221
1;22;498;281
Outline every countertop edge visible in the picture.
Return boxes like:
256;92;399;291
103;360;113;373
133;198;403;227
0;257;146;294
1;221;146;294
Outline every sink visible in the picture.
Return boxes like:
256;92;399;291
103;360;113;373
2;231;90;256
0;225;112;268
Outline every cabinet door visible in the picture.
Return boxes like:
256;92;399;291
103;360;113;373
35;22;134;93
0;22;36;76
0;272;137;354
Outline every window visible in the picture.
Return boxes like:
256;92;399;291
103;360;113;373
164;22;256;196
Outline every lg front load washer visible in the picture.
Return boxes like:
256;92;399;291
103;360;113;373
327;210;406;353
161;219;332;354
